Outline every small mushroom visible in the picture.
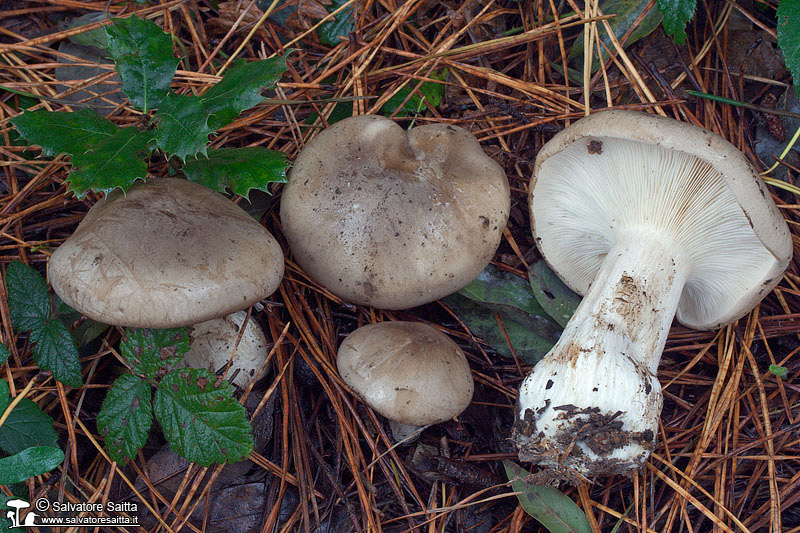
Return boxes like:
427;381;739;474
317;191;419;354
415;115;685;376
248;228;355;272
337;321;474;440
281;115;510;309
182;311;270;389
48;178;284;328
514;110;793;483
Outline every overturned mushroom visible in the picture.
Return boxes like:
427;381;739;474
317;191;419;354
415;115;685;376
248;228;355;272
281;115;510;309
514;110;792;483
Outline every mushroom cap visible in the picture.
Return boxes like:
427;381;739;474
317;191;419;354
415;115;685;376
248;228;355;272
530;110;792;330
337;321;474;426
183;311;270;388
48;178;284;328
281;115;510;309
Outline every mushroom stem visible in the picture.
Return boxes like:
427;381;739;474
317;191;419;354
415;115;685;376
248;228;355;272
514;227;690;483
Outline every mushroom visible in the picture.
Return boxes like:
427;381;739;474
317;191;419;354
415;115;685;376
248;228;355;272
48;178;284;328
337;321;474;441
280;115;510;309
514;110;793;483
183;311;270;389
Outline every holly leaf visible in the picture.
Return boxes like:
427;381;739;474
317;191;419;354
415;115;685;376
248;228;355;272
0;398;59;455
6;261;50;332
29;319;83;388
154;93;213;160
777;0;800;97
201;53;290;130
318;0;354;47
97;374;153;463
656;0;696;45
182;147;289;198
104;15;179;112
120;327;190;380
154;368;254;466
10;108;118;157
0;446;65;485
68;126;151;198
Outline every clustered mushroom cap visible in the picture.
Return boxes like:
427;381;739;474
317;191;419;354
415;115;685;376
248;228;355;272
280;115;510;310
530;109;793;330
337;321;474;427
48;178;284;329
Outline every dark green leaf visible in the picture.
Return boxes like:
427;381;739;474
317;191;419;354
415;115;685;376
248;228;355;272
54;295;110;347
97;374;153;463
30;319;83;388
182;147;289;198
154;368;254;466
64;12;110;48
777;0;800;97
381;71;447;117
0;379;9;413
104;15;179;112
305;101;353;126
529;261;581;328
10;108;117;158
154;93;213;160
503;461;593;533
120;327;190;379
0;345;8;366
769;364;788;379
0;446;65;485
0;399;59;455
6;261;50;332
318;0;355;46
68;126;151;198
656;0;696;45
201;54;290;130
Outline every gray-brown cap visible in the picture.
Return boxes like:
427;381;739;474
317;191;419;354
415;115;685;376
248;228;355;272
337;321;474;427
281;115;510;309
48;178;284;328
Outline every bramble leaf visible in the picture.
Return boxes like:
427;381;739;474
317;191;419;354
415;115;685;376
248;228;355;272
97;374;153;463
68;126;151;197
777;0;800;97
0;396;59;455
120;327;190;380
6;261;50;332
0;446;65;485
656;0;696;45
10;109;118;157
182;147;289;198
154;93;213;160
154;368;254;466
104;15;179;112
29;319;83;388
318;0;354;47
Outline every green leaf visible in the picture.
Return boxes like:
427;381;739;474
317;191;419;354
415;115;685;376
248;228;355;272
381;71;447;117
656;0;696;45
182;147;289;198
154;368;254;466
569;0;663;71
68;126;151;198
65;12;111;48
0;379;9;413
154;93;213;160
97;374;153;463
54;296;109;347
120;327;190;380
769;364;788;379
529;261;581;328
30;319;83;388
318;0;355;47
6;261;50;333
104;15;179;112
201;54;290;130
10;108;118;157
503;461;593;533
0;446;65;485
0;398;59;455
777;0;800;97
0;345;8;366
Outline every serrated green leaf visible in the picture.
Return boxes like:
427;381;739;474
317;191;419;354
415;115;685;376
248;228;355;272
503;461;592;533
381;71;447;117
529;261;581;328
769;364;788;379
154;93;212;160
97;374;153;463
154;368;254;466
30;319;83;388
0;399;59;455
10;108;117;158
104;15;179;112
201;54;289;130
54;296;109;347
318;0;355;47
182;147;289;198
569;0;663;72
778;0;800;97
0;345;8;366
656;0;696;45
0;446;65;485
120;327;190;379
68;126;151;198
6;261;50;332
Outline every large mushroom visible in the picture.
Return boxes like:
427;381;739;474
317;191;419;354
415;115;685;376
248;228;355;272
514;110;793;483
281;115;510;309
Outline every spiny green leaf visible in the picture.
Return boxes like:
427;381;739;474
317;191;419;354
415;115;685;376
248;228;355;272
97;374;153;463
30;319;83;388
104;15;179;112
10;108;117;158
0;345;8;366
120;327;190;380
381;71;447;117
6;260;51;333
201;53;290;130
503;461;593;533
0;446;65;485
656;0;696;45
154;93;213;160
0;398;59;455
769;364;788;379
777;0;800;97
317;0;355;47
529;261;581;329
154;368;254;466
182;147;289;198
68;126;151;198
